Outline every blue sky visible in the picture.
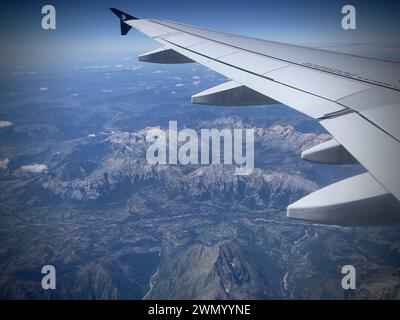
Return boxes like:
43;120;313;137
1;0;400;67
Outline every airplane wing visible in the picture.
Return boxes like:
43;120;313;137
110;8;400;226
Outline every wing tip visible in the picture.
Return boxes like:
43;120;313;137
109;8;137;36
109;8;138;21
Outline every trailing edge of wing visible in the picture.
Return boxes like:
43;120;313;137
119;14;352;119
155;38;346;119
321;113;400;202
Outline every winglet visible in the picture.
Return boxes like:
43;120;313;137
109;8;138;36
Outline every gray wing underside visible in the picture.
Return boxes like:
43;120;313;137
111;9;400;226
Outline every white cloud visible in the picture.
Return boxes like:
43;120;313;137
88;133;96;138
39;87;48;91
20;163;48;174
83;65;112;69
0;158;9;170
192;76;201;85
0;120;13;128
129;65;142;71
175;83;185;87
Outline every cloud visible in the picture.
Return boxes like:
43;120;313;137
0;120;13;128
20;163;48;174
192;76;201;85
39;87;48;91
128;65;142;71
0;158;9;170
83;65;112;69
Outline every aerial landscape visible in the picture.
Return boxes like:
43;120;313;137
1;55;399;299
1;0;400;301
